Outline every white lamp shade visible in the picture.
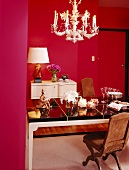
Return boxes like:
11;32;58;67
28;47;49;63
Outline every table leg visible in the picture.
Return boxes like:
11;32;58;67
29;124;34;170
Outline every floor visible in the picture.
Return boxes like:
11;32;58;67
26;126;129;170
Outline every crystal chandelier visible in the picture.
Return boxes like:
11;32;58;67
51;0;99;43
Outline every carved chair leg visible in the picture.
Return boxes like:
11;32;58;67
102;153;109;161
111;152;122;170
82;144;94;167
83;156;102;170
82;143;102;170
94;158;102;170
82;155;93;166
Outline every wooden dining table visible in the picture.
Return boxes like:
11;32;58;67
27;97;129;170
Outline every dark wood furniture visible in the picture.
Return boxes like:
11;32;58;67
33;123;109;137
81;78;95;97
28;98;121;122
28;97;129;137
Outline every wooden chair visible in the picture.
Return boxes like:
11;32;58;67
82;112;129;170
81;78;95;97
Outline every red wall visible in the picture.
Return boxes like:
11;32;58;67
99;7;129;29
27;0;99;106
98;7;129;96
0;0;28;170
27;2;129;106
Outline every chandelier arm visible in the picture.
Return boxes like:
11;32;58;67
83;32;97;39
54;30;66;36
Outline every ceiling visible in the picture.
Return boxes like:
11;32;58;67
99;0;129;8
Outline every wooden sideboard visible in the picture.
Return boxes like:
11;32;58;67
31;80;77;99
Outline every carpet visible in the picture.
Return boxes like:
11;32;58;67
26;134;129;170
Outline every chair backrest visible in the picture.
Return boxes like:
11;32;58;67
81;78;95;97
103;112;129;154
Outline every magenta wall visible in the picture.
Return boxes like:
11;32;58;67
27;1;129;106
0;0;28;170
27;0;99;106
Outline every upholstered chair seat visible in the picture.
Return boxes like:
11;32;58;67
83;132;106;151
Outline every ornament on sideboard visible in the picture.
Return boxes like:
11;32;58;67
33;64;42;82
36;89;51;117
51;0;99;43
62;74;69;80
47;64;61;82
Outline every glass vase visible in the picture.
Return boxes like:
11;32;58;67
51;73;57;82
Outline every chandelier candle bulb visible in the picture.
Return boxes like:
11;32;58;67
82;25;84;32
56;13;58;25
54;11;58;26
66;10;69;25
84;10;89;27
54;11;56;26
92;15;96;28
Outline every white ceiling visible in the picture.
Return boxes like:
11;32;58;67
99;0;129;8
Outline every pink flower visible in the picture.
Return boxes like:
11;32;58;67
47;64;61;73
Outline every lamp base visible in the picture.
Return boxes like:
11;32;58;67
34;78;42;83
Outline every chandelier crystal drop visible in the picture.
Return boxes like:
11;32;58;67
51;0;99;43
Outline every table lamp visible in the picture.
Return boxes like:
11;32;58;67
28;47;49;83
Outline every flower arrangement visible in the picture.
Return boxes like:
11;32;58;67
47;64;61;74
78;98;87;107
61;91;79;103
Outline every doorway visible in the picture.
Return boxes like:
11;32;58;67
98;28;129;100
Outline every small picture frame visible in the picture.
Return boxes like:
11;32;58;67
62;74;69;80
34;78;42;83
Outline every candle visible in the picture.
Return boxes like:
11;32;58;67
82;16;84;22
84;10;89;27
56;12;58;25
92;15;96;27
54;10;57;26
66;10;69;26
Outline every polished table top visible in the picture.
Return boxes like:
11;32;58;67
27;97;129;170
27;97;129;123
